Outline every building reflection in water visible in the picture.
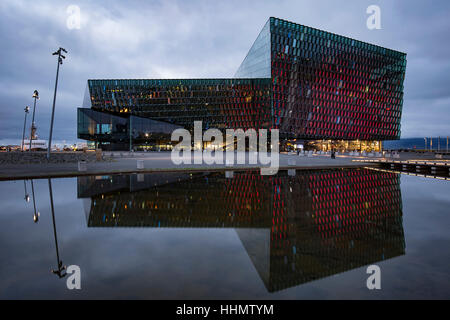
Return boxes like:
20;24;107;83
77;168;405;292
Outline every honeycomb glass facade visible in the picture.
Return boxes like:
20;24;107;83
78;17;406;150
235;17;407;141
79;78;271;150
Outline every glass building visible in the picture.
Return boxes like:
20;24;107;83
78;17;407;151
79;79;271;150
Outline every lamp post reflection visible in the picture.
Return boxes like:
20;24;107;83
48;178;67;278
30;180;39;223
24;180;30;203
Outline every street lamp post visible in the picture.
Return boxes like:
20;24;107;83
47;47;67;160
22;106;30;151
29;90;39;151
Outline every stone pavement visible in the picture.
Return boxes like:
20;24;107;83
0;151;371;180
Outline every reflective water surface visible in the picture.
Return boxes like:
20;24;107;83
0;168;449;299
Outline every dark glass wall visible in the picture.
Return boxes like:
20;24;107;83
77;108;182;150
235;19;271;78
77;108;128;145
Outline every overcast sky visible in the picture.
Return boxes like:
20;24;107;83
0;0;449;145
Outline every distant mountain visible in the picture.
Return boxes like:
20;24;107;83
384;137;449;150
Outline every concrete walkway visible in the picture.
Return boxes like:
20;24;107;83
0;151;371;180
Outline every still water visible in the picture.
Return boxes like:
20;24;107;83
0;168;449;299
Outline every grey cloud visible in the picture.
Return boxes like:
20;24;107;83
0;0;449;144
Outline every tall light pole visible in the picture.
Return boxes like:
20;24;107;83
47;47;67;160
22;106;30;151
29;90;39;151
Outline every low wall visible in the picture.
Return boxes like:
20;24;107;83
0;151;105;164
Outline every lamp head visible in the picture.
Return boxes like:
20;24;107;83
32;90;39;99
24;106;30;113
